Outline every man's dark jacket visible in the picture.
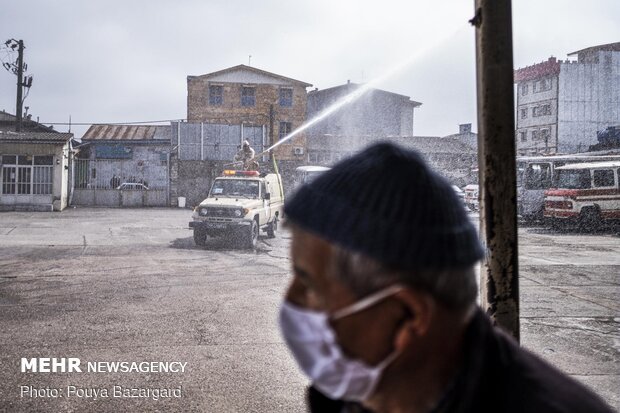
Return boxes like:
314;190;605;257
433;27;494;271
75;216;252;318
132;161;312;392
308;309;613;413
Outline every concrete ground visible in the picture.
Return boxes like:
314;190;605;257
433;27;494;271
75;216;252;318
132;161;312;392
0;208;618;412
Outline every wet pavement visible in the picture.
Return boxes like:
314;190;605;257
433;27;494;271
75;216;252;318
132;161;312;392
0;208;618;411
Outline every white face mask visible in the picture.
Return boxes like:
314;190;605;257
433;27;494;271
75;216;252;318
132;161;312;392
279;284;403;402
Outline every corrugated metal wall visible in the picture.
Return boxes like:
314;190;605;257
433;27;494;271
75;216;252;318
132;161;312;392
72;158;168;207
172;122;265;161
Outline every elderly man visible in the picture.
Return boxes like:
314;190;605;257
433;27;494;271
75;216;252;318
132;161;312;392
279;143;612;413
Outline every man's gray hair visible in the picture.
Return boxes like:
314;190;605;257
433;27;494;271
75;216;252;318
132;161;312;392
328;244;478;311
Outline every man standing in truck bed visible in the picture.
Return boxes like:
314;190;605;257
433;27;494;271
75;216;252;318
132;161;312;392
235;140;259;171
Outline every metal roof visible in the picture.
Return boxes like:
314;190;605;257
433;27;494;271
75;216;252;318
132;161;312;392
191;64;312;87
556;161;620;170
309;82;422;106
568;42;620;56
82;124;171;141
296;165;331;172
397;136;475;154
514;57;561;83
517;153;620;162
0;110;58;132
0;131;72;143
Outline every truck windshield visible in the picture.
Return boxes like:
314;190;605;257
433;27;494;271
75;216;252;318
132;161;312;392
556;170;591;189
210;179;260;198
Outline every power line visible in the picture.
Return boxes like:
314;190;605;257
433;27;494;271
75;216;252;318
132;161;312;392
37;115;273;126
37;118;187;126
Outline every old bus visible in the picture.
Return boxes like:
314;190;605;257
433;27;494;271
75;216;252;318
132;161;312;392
543;161;619;227
517;152;620;221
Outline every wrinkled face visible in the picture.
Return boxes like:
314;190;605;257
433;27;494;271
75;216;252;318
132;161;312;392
285;226;404;365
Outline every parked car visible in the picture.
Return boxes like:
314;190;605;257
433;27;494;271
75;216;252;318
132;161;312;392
294;165;331;186
464;184;479;211
116;183;149;190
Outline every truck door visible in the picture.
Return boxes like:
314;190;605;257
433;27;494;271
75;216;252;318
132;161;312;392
261;182;270;222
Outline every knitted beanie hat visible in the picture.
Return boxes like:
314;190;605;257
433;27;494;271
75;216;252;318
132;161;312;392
284;142;484;271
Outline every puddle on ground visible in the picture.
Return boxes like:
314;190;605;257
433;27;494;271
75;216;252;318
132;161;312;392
169;236;273;254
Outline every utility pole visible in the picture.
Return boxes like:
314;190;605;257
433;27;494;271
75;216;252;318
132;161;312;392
3;39;31;132
15;39;24;132
472;0;520;341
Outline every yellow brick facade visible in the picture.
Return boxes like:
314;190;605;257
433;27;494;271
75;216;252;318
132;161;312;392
187;67;310;160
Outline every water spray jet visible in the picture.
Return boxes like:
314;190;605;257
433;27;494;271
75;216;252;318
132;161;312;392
256;23;468;158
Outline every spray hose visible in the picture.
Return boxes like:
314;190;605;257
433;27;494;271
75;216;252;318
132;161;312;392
271;153;285;198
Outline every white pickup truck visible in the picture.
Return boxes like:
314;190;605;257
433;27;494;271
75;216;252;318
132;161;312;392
189;170;284;248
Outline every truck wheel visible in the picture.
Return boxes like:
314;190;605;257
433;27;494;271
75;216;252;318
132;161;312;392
548;218;564;231
193;228;207;246
266;217;278;238
579;207;600;232
245;220;259;249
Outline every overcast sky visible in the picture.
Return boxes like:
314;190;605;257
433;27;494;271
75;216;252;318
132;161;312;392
1;0;618;139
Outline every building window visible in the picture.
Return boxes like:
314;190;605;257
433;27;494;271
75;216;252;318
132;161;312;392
1;165;15;194
521;84;528;95
521;108;528;119
33;167;53;194
532;78;552;93
241;87;255;107
533;104;551;117
279;121;292;140
17;167;31;194
520;131;527;142
2;155;16;164
209;85;223;105
532;130;539;140
279;88;293;107
1;154;53;195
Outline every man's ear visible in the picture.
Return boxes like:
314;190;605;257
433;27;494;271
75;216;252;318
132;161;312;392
392;289;436;351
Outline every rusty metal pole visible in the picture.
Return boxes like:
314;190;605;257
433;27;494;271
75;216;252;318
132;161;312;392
472;0;520;341
269;104;275;161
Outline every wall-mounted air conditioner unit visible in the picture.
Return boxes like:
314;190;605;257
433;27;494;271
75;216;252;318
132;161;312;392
294;147;304;155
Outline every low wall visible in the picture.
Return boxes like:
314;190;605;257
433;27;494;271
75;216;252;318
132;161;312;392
72;189;167;207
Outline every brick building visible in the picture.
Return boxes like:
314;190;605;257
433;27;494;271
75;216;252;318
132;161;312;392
306;135;477;187
514;42;620;155
187;65;312;160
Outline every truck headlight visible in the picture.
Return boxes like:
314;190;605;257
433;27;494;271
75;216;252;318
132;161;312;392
199;208;208;216
234;209;243;217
